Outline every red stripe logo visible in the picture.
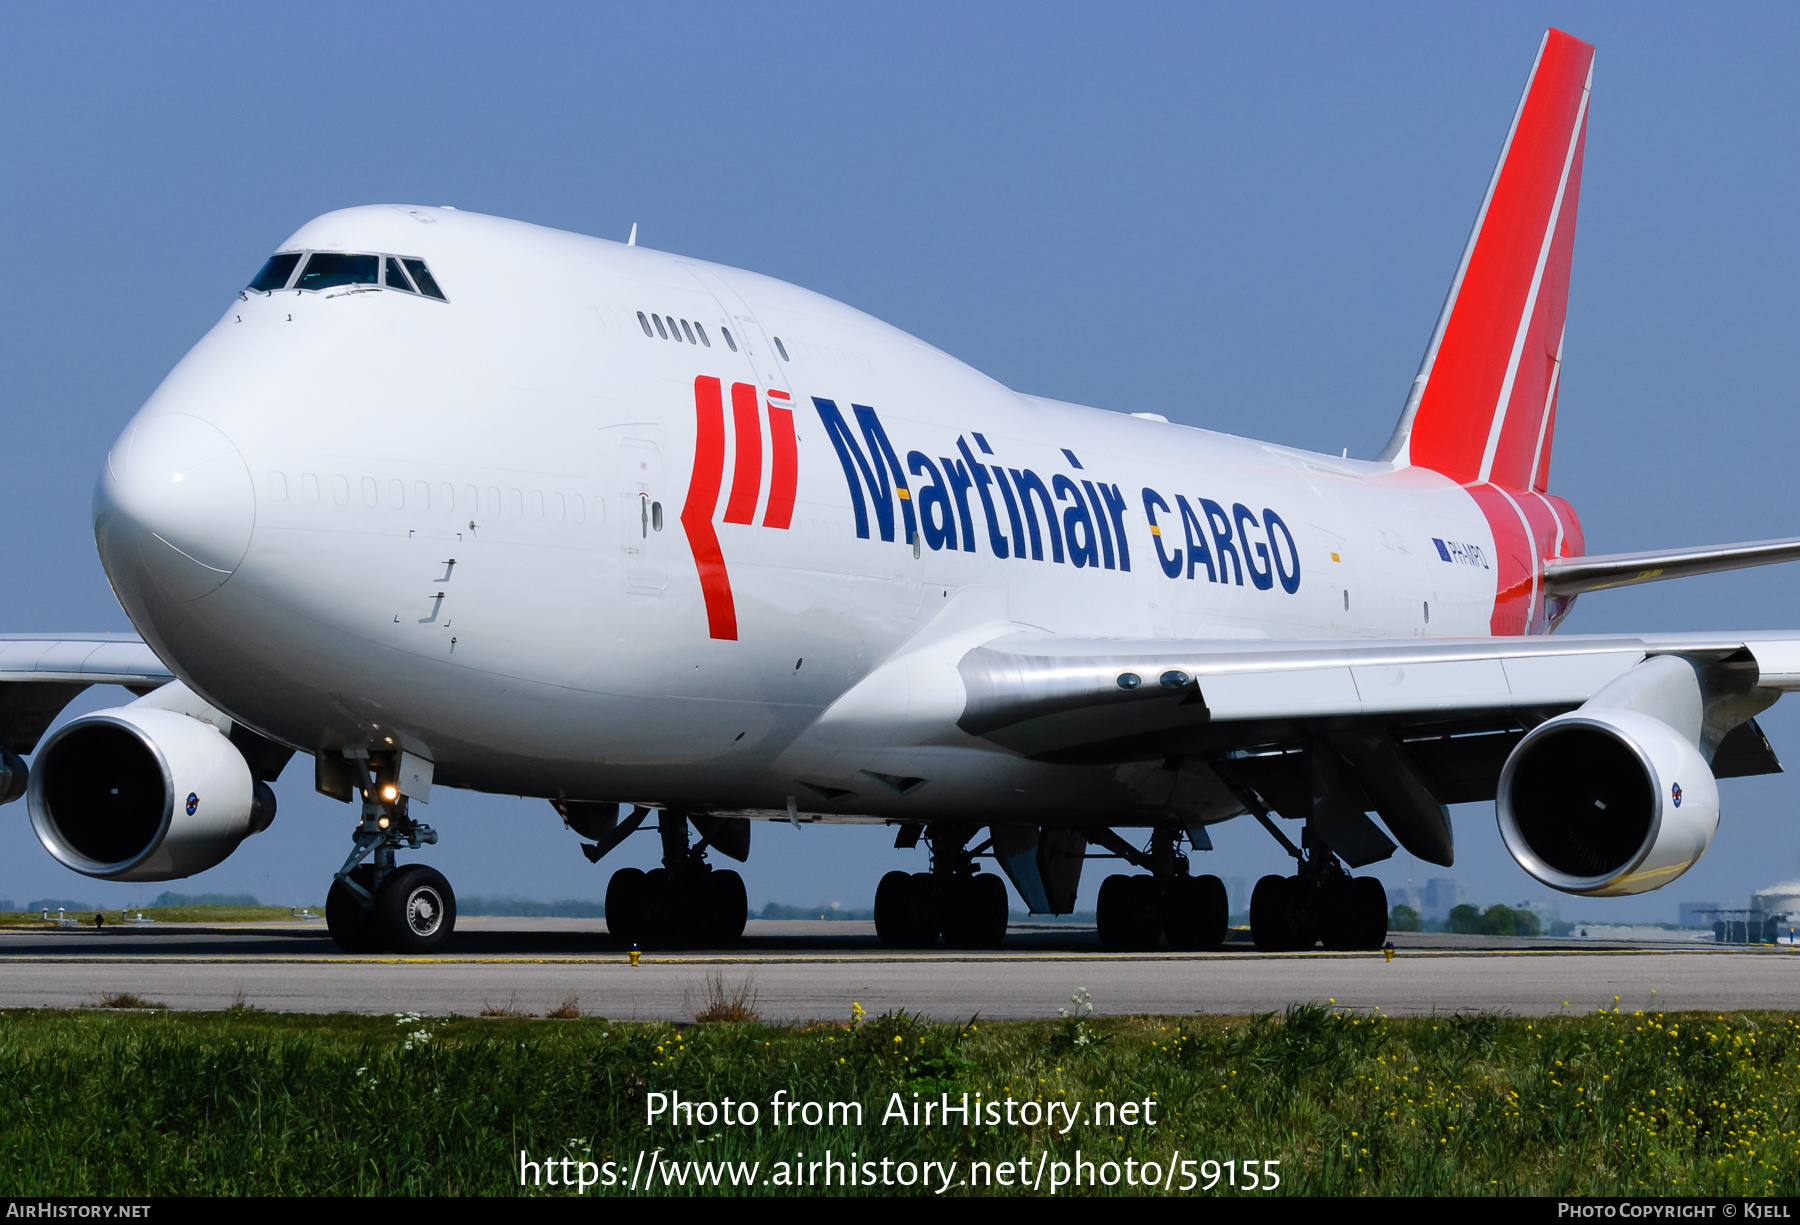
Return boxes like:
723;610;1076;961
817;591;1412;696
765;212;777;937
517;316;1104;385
680;376;800;640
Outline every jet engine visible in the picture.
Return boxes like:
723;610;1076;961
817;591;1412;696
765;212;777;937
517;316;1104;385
1497;707;1718;897
27;707;275;881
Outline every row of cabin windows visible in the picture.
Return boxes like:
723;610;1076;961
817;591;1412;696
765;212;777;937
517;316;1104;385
248;251;447;300
640;310;727;350
265;471;603;525
636;310;791;362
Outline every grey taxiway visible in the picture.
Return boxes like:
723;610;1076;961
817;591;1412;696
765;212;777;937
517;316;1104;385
0;918;1792;1020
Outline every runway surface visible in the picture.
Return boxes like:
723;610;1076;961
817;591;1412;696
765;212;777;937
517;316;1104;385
2;917;1794;1020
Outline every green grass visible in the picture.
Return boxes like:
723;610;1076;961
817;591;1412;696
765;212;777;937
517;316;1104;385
0;905;317;925
0;1004;1795;1195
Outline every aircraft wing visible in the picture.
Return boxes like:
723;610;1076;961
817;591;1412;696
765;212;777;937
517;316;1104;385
955;630;1800;767
1542;537;1800;595
0;633;173;754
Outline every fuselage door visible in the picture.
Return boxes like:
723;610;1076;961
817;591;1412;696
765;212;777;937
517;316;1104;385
680;263;790;400
620;437;667;594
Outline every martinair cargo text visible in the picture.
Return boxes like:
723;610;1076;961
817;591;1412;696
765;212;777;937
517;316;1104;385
6;29;1800;954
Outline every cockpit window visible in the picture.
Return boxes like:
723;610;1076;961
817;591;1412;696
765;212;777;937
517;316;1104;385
246;249;449;301
248;252;302;292
403;259;447;301
296;253;378;291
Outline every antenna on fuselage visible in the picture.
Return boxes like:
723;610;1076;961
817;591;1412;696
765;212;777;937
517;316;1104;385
627;222;637;247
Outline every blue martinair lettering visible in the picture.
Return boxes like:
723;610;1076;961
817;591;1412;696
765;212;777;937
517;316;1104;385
813;398;914;543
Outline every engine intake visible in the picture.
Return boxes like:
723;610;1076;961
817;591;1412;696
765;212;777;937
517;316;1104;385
27;707;274;881
1497;708;1718;897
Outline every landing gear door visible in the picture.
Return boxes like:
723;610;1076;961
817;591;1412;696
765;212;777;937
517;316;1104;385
619;438;667;594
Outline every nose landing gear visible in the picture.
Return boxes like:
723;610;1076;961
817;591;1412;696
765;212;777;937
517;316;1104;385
324;763;452;955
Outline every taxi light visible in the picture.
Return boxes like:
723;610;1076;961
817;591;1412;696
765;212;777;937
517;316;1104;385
377;815;391;830
381;785;398;802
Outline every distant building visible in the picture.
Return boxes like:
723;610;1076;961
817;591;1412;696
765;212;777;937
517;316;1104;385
1678;902;1720;929
1422;878;1466;921
1752;882;1800;920
1388;883;1425;915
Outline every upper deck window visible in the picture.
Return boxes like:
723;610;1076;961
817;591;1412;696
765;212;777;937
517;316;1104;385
246;250;448;301
296;253;378;291
248;252;302;292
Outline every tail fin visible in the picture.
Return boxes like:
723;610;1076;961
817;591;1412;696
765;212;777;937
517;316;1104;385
1379;29;1593;493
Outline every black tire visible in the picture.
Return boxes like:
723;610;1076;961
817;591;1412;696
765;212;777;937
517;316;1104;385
641;867;672;945
942;874;1008;949
1095;873;1131;949
373;864;456;955
1353;876;1389;950
708;869;748;946
1287;875;1320;949
1251;874;1297;951
326;868;379;953
1166;874;1229;950
907;872;941;947
968;872;1009;948
1320;876;1359;950
605;867;647;946
667;871;709;946
874;870;914;946
1125;874;1162;949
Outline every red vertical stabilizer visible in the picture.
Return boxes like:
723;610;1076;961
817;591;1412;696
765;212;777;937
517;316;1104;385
1384;29;1593;495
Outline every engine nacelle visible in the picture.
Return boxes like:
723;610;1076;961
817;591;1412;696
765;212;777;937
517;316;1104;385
1497;708;1719;897
0;746;25;806
27;707;275;881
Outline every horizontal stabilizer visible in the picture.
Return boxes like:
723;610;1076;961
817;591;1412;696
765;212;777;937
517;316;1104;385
1543;537;1800;596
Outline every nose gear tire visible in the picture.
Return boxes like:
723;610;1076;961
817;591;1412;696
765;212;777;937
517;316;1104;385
373;863;456;955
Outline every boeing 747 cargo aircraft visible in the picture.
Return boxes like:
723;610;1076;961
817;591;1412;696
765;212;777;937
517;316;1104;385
6;29;1799;955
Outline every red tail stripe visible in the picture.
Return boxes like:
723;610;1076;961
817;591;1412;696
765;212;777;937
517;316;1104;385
681;376;738;640
763;403;798;530
722;381;762;525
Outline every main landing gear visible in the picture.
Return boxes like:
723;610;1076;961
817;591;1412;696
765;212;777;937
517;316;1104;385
603;811;748;948
873;824;1009;948
325;763;454;955
1247;822;1388;951
1092;826;1230;951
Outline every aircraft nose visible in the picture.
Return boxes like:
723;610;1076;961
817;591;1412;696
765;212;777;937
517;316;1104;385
94;412;255;602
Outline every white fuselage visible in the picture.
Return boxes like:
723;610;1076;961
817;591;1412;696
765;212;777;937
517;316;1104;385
96;206;1524;827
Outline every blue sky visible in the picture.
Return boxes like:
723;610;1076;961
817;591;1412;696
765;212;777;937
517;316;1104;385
3;3;1798;920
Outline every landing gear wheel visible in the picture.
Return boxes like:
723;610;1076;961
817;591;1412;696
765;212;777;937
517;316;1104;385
1165;874;1229;950
1096;873;1130;949
906;872;941;947
605;867;647;947
373;864;456;955
1352;876;1389;950
326;866;380;953
1097;874;1161;950
706;869;748;946
941;873;1008;949
1251;873;1301;951
1320;876;1360;951
874;870;915;947
1286;874;1319;949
